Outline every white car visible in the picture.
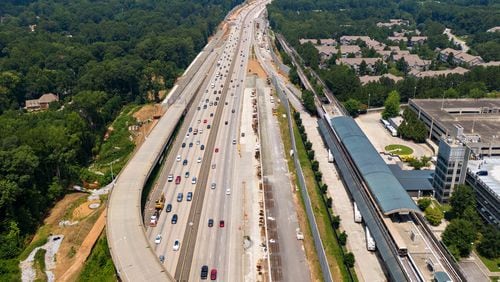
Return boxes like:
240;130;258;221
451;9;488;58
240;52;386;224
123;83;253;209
197;157;202;163
176;155;181;162
226;189;231;195
192;177;197;184
154;234;162;244
173;240;180;251
211;183;216;189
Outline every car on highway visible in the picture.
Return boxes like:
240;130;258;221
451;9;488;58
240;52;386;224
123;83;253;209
165;204;172;213
201;145;205;150
211;183;216;189
171;214;178;224
232;139;236;145
201;265;209;280
219;220;225;227
191;177;197;184
183;159;188;166
211;269;217;280
210;113;214;117
187;192;193;201
225;121;228;125
189;142;193;147
175;176;181;185
182;142;186;148
226;188;231;195
177;193;183;202
189;127;192;132
176;155;181;161
204;119;208;123
208;219;214;227
167;174;173;182
197;156;202;163
173;240;180;251
212;164;216;169
159;255;165;263
196;140;201;145
207;124;211;129
215;148;219;153
154;234;162;244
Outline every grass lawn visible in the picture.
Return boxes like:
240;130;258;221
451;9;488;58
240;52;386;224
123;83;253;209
477;251;500;273
385;144;414;156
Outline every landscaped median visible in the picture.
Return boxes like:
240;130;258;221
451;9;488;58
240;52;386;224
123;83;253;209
276;104;358;282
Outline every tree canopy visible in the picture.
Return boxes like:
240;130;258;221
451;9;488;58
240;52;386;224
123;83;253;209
382;90;400;119
0;0;242;278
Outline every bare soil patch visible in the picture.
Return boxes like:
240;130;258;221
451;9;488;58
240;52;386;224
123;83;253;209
132;104;163;145
248;58;267;79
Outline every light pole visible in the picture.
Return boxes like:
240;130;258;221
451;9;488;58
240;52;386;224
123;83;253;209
413;85;417;99
368;93;371;110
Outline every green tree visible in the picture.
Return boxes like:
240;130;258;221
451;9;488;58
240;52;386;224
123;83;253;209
449;185;476;219
442;219;476;258
382;90;400;119
338;231;348;246
477;226;500;259
417;198;432;211
358;60;368;76
344;98;361;117
344;252;355;268
302;90;316;114
425;206;444;226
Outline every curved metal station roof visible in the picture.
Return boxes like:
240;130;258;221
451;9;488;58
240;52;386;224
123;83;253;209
330;116;421;215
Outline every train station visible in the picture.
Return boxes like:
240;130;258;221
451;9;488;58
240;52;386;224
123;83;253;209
318;116;461;282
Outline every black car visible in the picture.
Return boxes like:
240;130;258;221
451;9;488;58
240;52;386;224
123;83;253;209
171;214;178;224
183;159;188;166
201;265;209;280
208;219;214;227
189;142;193;148
165;204;172;213
182;142;186;148
200;145;205;150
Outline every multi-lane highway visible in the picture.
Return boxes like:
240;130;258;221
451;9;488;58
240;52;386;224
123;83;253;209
141;1;271;281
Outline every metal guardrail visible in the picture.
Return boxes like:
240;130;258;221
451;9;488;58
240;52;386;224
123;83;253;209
272;76;333;282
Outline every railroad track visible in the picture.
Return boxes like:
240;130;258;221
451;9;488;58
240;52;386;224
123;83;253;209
411;213;466;282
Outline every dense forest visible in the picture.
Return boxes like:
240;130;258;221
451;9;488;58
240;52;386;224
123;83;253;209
0;0;242;278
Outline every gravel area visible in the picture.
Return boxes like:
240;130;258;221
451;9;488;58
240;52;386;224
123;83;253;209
20;235;64;282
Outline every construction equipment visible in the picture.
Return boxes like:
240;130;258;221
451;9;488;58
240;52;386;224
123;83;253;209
155;193;165;210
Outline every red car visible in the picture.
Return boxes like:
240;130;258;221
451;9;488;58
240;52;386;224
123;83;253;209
175;176;181;185
215;148;219;153
219;220;225;228
203;119;208;124
210;269;217;280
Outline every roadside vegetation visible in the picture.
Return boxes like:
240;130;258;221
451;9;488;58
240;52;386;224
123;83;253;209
292;111;358;281
275;104;322;281
276;101;357;281
77;235;116;282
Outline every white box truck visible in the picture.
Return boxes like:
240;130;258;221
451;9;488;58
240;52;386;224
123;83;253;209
354;202;362;223
366;226;376;251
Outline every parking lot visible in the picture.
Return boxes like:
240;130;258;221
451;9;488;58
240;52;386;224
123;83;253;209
355;112;434;159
